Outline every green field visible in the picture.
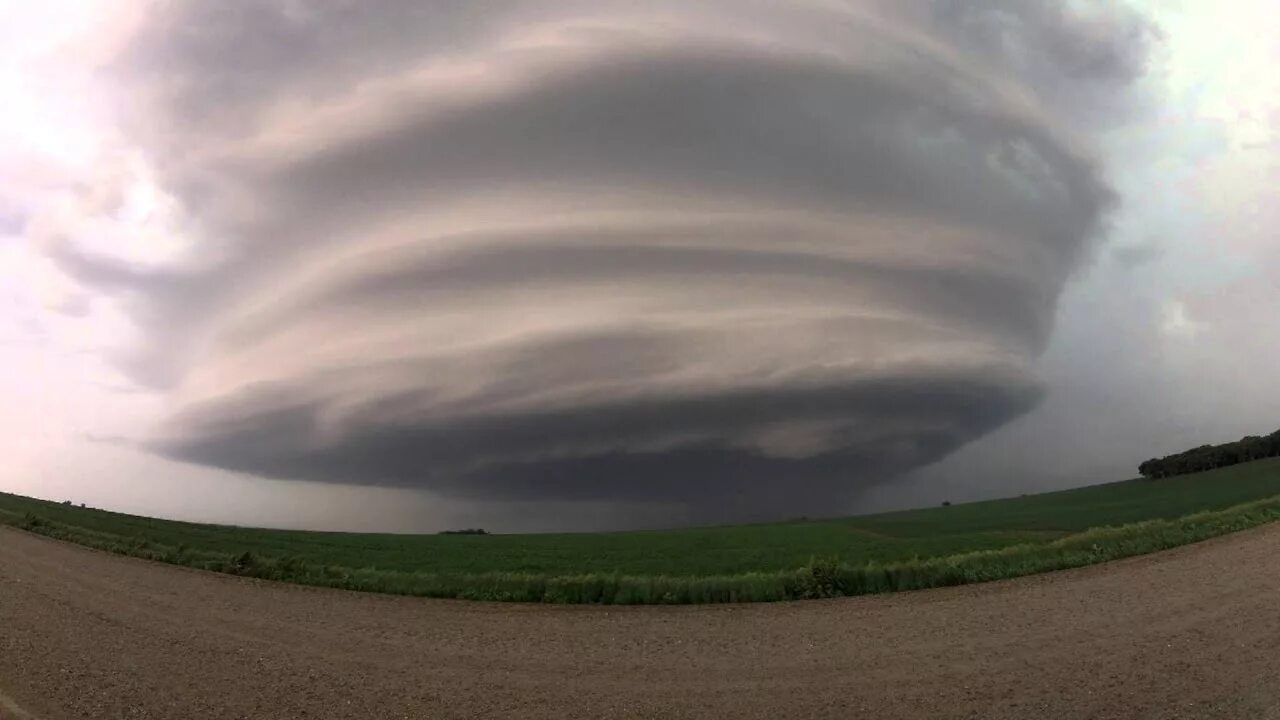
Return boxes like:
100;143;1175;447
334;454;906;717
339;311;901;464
5;457;1280;603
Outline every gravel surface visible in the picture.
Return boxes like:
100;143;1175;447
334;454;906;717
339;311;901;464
3;524;1280;719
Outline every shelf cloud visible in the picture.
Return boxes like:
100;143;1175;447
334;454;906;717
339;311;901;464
45;1;1157;520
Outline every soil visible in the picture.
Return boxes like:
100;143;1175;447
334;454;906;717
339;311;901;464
3;524;1280;719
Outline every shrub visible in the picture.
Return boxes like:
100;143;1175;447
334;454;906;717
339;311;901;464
231;551;256;573
792;556;844;599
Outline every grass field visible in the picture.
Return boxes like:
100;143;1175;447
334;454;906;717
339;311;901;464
4;457;1280;603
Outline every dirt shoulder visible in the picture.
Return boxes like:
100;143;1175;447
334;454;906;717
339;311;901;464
3;524;1280;719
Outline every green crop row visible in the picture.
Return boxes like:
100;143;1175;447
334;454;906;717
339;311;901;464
9;492;1280;604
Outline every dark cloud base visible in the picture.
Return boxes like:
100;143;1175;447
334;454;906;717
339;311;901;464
155;372;1041;519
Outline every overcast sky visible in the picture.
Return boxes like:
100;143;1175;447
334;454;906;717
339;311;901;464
1;1;1276;532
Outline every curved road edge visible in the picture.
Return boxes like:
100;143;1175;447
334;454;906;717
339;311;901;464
5;524;1280;718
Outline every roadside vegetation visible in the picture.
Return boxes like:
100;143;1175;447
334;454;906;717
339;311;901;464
4;458;1280;604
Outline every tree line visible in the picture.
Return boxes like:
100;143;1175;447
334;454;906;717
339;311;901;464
1139;429;1280;479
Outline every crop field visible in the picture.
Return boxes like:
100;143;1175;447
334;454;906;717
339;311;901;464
5;457;1280;603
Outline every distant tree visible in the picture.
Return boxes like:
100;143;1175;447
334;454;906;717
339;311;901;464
1139;429;1280;479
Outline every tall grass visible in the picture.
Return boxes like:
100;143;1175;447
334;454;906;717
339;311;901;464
9;494;1280;604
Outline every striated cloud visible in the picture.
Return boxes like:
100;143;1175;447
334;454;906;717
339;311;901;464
39;1;1157;520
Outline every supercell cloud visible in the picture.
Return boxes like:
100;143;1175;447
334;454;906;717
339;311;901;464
48;1;1156;519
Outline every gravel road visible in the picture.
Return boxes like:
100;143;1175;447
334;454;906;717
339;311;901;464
3;524;1280;719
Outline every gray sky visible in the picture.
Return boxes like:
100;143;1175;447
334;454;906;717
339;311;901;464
1;1;1277;532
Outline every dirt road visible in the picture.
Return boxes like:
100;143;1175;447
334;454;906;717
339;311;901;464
3;526;1280;720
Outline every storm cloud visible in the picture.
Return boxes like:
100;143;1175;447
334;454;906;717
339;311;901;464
44;1;1158;520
